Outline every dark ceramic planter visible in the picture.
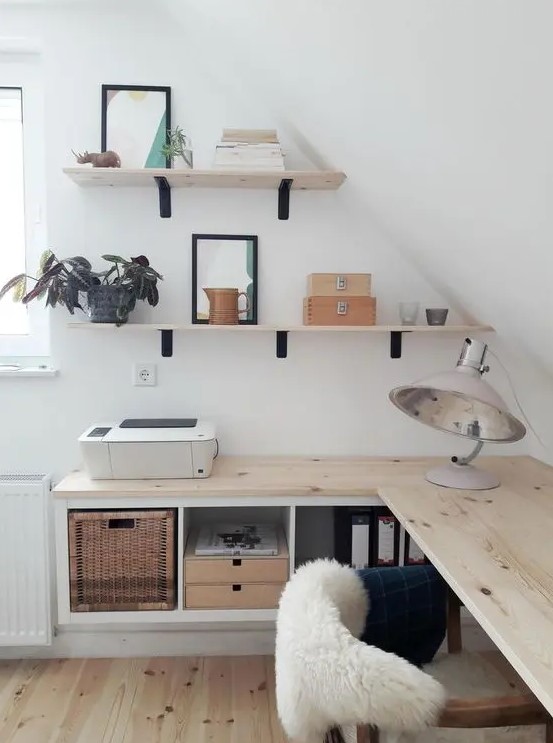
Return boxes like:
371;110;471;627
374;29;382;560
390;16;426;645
87;285;130;324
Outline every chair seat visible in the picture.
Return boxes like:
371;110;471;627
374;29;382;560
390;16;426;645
425;650;525;699
381;651;546;743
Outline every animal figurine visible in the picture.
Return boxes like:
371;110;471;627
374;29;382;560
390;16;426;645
72;149;121;168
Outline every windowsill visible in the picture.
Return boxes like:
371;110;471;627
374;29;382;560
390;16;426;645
0;364;57;378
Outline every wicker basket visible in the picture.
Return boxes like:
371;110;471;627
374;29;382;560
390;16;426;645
68;509;176;612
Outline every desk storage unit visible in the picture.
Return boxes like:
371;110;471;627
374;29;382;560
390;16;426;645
52;458;443;624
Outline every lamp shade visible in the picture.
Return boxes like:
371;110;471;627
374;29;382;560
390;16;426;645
388;338;526;489
389;367;526;443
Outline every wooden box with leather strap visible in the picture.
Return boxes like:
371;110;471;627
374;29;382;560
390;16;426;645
303;295;376;326
307;273;372;297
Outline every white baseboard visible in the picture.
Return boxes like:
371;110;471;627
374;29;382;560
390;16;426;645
0;624;276;659
0;612;494;660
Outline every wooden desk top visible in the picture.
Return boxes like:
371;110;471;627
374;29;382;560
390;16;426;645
54;456;436;499
378;455;553;716
54;454;553;714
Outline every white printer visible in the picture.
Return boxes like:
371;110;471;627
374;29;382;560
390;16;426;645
79;418;217;480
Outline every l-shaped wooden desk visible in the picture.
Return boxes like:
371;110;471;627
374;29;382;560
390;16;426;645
54;455;553;714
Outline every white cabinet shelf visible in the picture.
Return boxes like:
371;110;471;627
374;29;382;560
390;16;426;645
67;322;495;359
62;166;347;220
53;456;392;626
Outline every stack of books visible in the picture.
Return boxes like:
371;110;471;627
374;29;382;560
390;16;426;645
214;129;285;171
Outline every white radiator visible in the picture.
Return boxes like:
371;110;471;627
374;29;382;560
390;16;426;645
0;474;51;646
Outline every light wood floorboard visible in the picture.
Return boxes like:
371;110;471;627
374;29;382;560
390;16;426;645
0;657;288;743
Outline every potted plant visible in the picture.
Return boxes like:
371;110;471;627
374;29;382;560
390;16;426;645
161;125;193;168
0;250;163;325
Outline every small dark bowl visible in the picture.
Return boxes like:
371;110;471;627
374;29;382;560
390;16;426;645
425;308;449;326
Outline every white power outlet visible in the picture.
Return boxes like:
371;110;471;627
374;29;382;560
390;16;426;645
133;363;157;386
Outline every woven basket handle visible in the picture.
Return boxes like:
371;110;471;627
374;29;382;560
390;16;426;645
108;518;136;529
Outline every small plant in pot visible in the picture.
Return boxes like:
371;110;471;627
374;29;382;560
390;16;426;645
0;250;163;325
161;125;193;168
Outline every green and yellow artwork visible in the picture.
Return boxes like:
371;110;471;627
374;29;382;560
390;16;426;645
101;85;170;169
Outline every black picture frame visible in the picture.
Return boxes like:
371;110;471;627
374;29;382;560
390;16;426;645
192;234;258;325
101;84;171;169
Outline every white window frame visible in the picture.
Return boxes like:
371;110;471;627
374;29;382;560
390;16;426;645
0;53;49;357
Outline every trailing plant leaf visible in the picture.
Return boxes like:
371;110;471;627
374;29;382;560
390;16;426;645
36;282;49;301
148;283;159;307
65;274;80;312
39;250;56;277
69;266;94;290
144;267;163;280
131;255;149;267
0;273;27;302
39;263;64;283
12;276;27;302
64;257;92;271
137;276;146;301
22;281;48;305
101;254;129;265
46;284;57;308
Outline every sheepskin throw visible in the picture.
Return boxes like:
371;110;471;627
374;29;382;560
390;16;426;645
275;559;446;743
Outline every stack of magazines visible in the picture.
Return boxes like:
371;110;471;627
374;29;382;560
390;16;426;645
213;129;285;171
194;523;280;556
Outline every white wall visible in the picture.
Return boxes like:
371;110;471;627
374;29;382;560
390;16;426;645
160;0;553;464
0;2;540;482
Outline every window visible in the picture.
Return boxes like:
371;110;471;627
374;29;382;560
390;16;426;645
0;58;48;357
0;88;26;335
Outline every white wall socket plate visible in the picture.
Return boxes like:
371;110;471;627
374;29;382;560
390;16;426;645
133;363;157;386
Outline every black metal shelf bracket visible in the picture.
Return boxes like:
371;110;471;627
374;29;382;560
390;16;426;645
278;179;293;220
154;176;171;218
160;329;173;357
390;330;413;359
390;331;403;359
276;330;288;359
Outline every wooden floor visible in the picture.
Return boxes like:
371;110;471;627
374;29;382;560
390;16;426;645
0;656;288;742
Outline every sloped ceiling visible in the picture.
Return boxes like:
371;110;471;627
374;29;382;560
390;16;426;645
158;0;553;454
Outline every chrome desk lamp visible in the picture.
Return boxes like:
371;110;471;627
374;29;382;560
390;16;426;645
389;338;526;490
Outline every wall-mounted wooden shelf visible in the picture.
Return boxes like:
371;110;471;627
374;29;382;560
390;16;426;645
62;167;347;220
67;323;494;360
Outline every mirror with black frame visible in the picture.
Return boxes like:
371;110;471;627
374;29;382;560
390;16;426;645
191;234;258;324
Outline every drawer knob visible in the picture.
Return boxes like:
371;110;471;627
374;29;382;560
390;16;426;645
232;584;242;592
232;559;242;567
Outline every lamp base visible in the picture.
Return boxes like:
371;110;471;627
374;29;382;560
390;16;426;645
425;462;500;490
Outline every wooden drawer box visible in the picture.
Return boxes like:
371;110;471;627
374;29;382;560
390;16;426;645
185;583;284;609
303;296;376;326
184;529;289;585
307;273;372;297
185;554;289;585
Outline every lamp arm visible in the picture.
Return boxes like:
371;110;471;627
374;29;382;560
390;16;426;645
452;440;484;466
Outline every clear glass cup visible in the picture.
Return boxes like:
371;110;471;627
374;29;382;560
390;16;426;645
398;301;420;326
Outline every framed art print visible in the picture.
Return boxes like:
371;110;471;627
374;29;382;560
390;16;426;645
101;85;171;168
192;234;258;324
